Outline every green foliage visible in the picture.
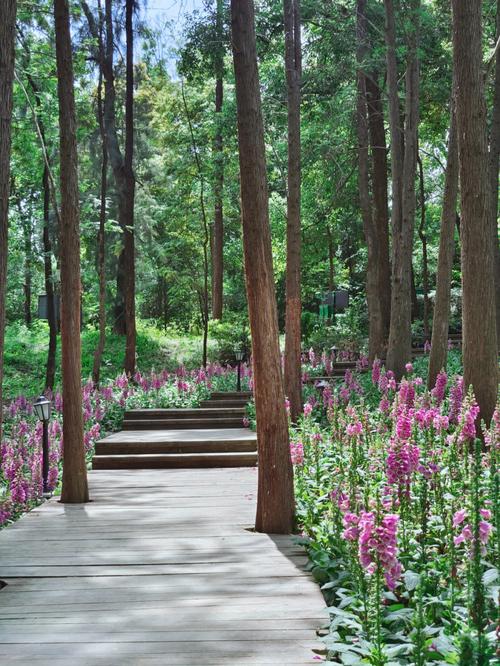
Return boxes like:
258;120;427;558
2;320;214;399
208;314;251;364
305;296;368;352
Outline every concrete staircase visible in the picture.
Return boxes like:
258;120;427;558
92;391;256;470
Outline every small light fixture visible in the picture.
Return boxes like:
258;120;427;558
34;395;51;422
33;395;51;496
234;348;244;391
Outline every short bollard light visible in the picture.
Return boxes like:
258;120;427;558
34;395;51;496
234;348;245;392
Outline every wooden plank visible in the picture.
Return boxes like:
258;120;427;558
0;461;325;664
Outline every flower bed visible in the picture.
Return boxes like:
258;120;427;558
292;357;499;664
0;363;252;527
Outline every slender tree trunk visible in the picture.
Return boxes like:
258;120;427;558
212;0;224;321
385;0;420;379
357;0;384;361
428;101;459;389
123;0;136;376
327;224;335;293
92;35;108;387
54;0;89;504
24;70;58;390
452;0;499;428
231;0;294;534
365;73;391;338
81;0;130;340
21;209;32;326
0;0;16;442
489;0;500;350
42;165;57;391
283;0;303;420
181;82;210;368
417;152;429;339
383;0;404;371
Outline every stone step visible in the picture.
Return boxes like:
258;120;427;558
95;438;257;456
92;451;258;470
210;391;252;400
200;399;250;408
304;375;343;384
122;418;246;430
124;408;246;420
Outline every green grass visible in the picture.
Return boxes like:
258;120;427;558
2;320;216;399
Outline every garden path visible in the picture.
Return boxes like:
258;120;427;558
0;466;327;665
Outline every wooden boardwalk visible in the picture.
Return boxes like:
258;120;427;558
0;467;326;665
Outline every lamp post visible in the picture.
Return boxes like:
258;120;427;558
34;395;51;496
234;348;244;392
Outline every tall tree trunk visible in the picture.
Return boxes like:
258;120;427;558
383;0;404;372
452;0;499;428
283;0;302;420
92;26;108;387
181;82;210;368
0;0;16;442
385;0;420;379
81;0;130;340
417;152;429;339
211;0;224;321
24;69;58;390
123;0;136;376
231;0;294;534
365;73;391;339
489;0;500;351
428;100;459;389
327;224;335;293
21;207;32;326
356;0;384;361
54;0;89;504
42;165;58;391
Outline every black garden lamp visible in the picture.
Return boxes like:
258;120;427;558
34;395;51;496
234;348;245;392
331;346;338;362
315;379;330;394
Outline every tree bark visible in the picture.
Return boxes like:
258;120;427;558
417;152;429;339
42;165;58;391
0;0;16;442
181;82;210;368
24;69;58;390
231;0;294;534
283;0;303;421
385;0;420;379
92;13;108;387
452;0;499;428
428;100;459;389
356;0;384;361
123;0;136;376
211;0;224;321
489;0;500;351
21;208;32;326
81;0;134;348
54;0;89;504
365;73;391;339
327;224;335;293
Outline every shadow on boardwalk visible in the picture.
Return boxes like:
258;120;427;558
0;468;326;665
